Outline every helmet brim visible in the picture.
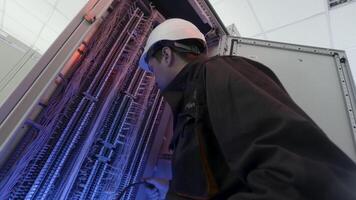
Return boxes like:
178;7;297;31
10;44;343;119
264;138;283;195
139;52;152;73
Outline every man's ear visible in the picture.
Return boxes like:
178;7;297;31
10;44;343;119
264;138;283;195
161;46;173;67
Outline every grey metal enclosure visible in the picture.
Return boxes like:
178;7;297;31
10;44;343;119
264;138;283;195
218;36;356;161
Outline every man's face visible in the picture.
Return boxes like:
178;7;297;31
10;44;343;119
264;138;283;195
147;47;174;90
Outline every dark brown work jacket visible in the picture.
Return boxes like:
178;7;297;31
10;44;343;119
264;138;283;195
161;55;356;200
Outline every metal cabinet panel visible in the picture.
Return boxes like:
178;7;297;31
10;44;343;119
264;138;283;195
219;36;356;161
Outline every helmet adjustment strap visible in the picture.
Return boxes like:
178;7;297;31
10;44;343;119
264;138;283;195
145;40;201;63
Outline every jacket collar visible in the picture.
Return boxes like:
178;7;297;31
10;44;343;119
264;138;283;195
161;55;207;114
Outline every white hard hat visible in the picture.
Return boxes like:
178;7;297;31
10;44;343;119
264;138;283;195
139;18;207;72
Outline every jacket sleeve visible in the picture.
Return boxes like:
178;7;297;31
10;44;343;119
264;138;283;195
204;57;356;200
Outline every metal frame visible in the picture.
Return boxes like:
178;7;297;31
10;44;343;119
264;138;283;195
188;0;228;36
334;53;356;141
218;35;356;158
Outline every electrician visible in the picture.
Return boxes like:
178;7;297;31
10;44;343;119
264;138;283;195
139;18;356;200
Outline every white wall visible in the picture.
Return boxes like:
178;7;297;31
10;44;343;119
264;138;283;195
0;0;88;107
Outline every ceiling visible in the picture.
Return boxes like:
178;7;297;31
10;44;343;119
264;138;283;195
209;0;356;79
0;0;88;54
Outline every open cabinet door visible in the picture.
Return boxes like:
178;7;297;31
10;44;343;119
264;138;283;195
218;36;356;161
